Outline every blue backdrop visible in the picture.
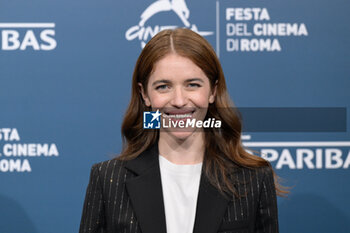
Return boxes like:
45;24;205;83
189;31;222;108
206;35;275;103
1;0;349;232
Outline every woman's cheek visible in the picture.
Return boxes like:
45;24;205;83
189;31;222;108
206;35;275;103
150;94;170;108
192;93;211;108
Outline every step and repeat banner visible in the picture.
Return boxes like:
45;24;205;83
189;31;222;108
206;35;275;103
1;0;349;232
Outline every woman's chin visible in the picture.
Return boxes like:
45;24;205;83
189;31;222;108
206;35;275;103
161;128;200;141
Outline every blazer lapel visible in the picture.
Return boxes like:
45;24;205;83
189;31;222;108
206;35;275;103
124;144;167;233
193;171;229;233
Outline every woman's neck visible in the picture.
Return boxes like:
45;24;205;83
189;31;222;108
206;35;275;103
158;131;205;165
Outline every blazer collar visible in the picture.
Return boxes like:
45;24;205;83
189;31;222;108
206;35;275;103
124;143;229;233
124;143;159;175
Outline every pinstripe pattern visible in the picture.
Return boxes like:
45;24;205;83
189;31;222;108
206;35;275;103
220;166;278;233
80;160;140;233
79;159;278;233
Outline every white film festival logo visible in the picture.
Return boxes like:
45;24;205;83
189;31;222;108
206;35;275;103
0;128;59;173
126;0;213;47
0;22;57;51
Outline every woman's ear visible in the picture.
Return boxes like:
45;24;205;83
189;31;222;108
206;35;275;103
138;83;151;107
209;80;218;104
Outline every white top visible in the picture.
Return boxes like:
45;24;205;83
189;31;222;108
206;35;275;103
159;155;203;233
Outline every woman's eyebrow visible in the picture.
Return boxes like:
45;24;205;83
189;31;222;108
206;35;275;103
186;78;204;83
152;78;204;86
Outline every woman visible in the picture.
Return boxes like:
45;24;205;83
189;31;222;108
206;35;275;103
79;28;285;233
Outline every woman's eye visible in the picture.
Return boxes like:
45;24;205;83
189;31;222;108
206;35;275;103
155;85;169;90
188;83;201;88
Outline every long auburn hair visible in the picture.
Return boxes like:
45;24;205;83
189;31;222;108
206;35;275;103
118;28;287;197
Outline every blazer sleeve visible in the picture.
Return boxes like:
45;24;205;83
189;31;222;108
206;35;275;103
255;166;279;233
79;164;106;233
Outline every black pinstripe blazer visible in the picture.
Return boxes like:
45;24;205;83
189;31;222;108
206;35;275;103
79;144;278;233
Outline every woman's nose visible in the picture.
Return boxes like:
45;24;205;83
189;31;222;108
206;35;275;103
170;87;188;107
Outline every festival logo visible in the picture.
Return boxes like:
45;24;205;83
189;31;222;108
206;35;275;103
125;0;213;47
0;128;59;173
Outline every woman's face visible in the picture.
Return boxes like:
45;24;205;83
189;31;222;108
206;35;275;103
139;53;217;140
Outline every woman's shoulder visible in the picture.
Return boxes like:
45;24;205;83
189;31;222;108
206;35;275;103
232;163;274;185
249;163;274;177
228;164;276;200
86;158;134;192
89;157;129;178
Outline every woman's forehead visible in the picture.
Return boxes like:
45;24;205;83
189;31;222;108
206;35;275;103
150;54;207;79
